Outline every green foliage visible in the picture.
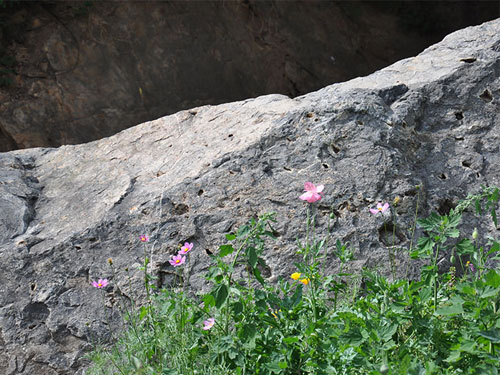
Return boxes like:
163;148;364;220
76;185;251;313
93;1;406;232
87;186;500;374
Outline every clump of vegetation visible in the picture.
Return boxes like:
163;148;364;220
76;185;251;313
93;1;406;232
87;184;500;374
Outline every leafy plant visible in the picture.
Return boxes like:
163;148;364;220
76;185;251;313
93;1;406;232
87;185;500;374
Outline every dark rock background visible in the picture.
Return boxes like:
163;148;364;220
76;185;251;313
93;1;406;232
0;0;499;151
0;18;500;374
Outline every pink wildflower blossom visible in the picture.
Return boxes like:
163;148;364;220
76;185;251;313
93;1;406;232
169;254;186;267
370;202;390;215
203;317;215;330
178;242;194;255
92;279;108;289
140;235;150;242
299;182;324;203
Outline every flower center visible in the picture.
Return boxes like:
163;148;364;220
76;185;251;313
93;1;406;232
175;259;180;263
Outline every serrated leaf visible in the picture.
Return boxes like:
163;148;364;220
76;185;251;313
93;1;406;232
445;228;460;238
475;199;482;215
417;236;435;255
456;239;475;255
448;213;462;228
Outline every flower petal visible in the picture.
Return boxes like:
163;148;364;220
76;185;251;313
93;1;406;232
304;182;315;191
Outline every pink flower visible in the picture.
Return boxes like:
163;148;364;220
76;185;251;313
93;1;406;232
178;242;193;255
299;182;324;203
203;317;215;330
140;235;149;242
370;202;390;215
92;279;108;289
169;254;186;267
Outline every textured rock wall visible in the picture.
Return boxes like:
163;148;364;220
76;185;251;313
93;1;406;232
0;18;500;375
0;1;498;151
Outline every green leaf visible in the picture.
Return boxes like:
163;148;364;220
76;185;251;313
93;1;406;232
436;300;464;315
378;322;398;342
485;269;500;288
225;234;236;241
231;301;243;315
219;244;234;257
448;213;462;228
203;293;215;308
475;198;482;215
491;208;498;227
139;305;149;321
247;246;258;268
417;212;442;231
264;361;283;374
283;336;299;344
416;236;435;256
445;228;460;238
132;356;142;370
456;239;475;255
240;324;257;349
487;241;500;256
213;284;228;309
291;283;303;308
477;328;500;343
278;362;288;369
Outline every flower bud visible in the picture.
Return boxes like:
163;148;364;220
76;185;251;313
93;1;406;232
472;228;478;240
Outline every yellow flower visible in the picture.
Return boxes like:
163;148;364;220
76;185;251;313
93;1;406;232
291;272;301;280
300;278;310;285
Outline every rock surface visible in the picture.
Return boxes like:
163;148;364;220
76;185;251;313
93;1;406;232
1;19;500;375
1;1;498;151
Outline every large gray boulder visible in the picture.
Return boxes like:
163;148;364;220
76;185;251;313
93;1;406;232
1;19;500;375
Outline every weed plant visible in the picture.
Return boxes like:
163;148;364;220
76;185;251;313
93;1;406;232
87;184;500;375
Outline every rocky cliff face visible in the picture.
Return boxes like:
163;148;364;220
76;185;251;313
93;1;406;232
0;1;498;152
1;19;500;375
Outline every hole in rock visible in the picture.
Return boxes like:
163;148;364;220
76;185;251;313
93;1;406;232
283;166;292;171
378;223;405;247
173;203;189;215
461;160;471;168
437;199;456;216
479;89;493;102
197;189;204;196
438;173;447;180
455;112;464;120
322;163;330;169
460;57;477;63
330;143;341;154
